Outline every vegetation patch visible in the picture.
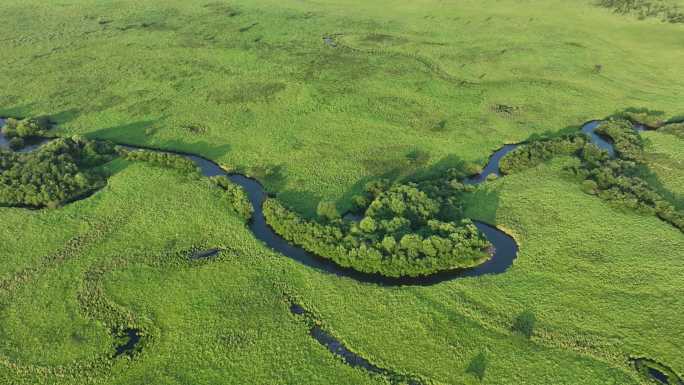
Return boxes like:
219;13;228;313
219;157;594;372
264;173;491;277
1;117;51;150
597;0;684;23
0;137;117;208
658;122;684;139
209;175;253;220
499;135;587;174
498;117;683;231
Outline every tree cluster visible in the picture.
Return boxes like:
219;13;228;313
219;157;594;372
498;135;587;174
572;150;684;231
598;0;684;23
0;137;116;208
595;119;643;161
496;118;683;231
119;148;200;175
1;117;51;150
209;176;253;220
658;122;684;139
570;120;683;231
264;175;491;277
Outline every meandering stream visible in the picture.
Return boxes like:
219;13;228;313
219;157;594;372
1;118;674;381
0;118;642;286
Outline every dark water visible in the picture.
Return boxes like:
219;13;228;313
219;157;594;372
464;144;520;184
323;36;337;47
289;303;422;385
648;368;670;384
190;248;222;260
184;153;519;285
631;358;684;385
113;328;141;358
581;120;615;157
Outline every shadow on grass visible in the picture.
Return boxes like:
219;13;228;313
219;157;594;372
87;120;232;160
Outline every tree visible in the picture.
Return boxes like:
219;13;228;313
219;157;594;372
316;200;340;221
512;310;536;338
359;216;377;233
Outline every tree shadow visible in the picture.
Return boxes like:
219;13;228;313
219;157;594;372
47;108;82;126
332;151;502;225
87;120;232;160
466;352;487;381
638;160;684;210
0;103;39;119
608;107;668;127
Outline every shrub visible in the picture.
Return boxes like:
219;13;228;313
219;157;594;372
512;310;536;338
316;200;340;221
8;137;25;150
598;0;684;23
2;117;50;139
581;179;599;195
595;119;643;161
658;122;684;139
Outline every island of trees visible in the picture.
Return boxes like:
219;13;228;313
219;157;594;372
264;171;492;277
0;136;117;208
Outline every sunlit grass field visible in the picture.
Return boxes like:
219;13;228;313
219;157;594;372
1;154;682;385
1;0;683;215
1;0;683;384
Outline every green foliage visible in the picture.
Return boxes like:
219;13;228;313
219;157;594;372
0;137;116;207
658;122;684;139
499;135;587;174
264;177;491;277
120;148;200;175
597;0;684;23
512;310;536;338
1;117;50;139
498;117;683;231
595;119;643;161
209;176;253;220
8;137;24;150
571;120;684;231
581;179;599;195
316;200;340;221
614;108;668;128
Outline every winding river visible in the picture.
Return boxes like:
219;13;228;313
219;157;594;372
0;117;655;287
0;118;642;286
1;117;675;382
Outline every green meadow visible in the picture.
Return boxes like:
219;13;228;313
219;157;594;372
0;0;682;384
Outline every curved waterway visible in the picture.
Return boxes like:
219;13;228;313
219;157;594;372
0;119;644;285
160;150;518;286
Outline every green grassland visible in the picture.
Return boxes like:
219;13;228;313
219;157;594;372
1;0;683;214
642;130;684;209
1;148;682;385
1;0;683;384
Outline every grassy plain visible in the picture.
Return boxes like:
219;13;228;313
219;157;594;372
0;1;683;384
642;130;684;209
1;0;683;214
1;150;682;385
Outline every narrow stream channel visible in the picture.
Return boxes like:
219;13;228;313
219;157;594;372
2;118;671;380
